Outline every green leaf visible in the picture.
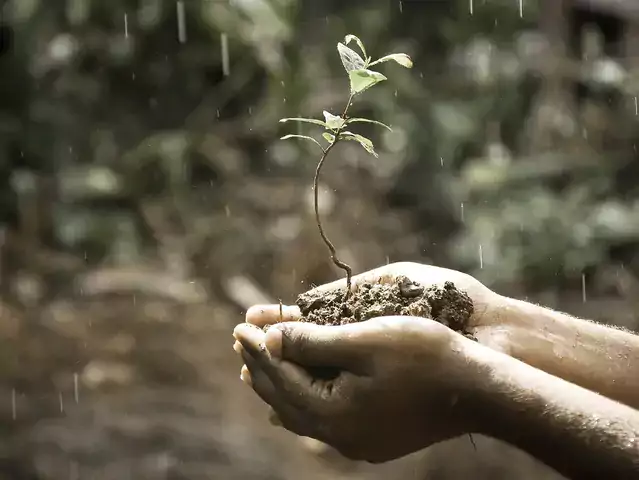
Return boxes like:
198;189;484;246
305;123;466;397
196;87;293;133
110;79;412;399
339;131;378;157
322;132;335;144
322;110;345;130
279;117;328;127
280;134;324;150
344;34;367;59
345;118;392;131
348;69;387;95
337;42;365;73
369;53;413;68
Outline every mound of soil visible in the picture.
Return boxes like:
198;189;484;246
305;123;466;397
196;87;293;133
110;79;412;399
295;276;474;334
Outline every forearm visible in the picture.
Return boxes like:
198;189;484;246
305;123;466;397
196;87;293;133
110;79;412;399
464;344;639;479
478;295;639;408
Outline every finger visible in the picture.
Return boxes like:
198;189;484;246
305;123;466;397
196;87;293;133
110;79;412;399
268;407;283;427
234;323;269;360
240;364;252;386
241;335;318;406
242;350;313;437
241;350;278;404
245;304;301;328
273;321;372;371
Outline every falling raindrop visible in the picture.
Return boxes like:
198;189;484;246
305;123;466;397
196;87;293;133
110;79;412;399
478;244;483;269
581;273;587;303
124;13;129;38
74;373;79;403
216;109;220;118
248;107;252;115
224;205;231;217
399;1;403;13
635;97;638;115
469;0;473;15
440;157;444;167
386;255;390;265
11;389;16;420
176;0;187;44
519;0;523;18
460;203;465;222
221;33;230;76
59;392;64;413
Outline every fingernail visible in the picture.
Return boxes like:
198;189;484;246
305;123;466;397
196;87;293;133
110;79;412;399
240;366;252;386
264;327;283;359
269;413;283;427
233;341;242;354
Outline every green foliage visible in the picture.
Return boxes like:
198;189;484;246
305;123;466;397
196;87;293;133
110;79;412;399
279;34;412;155
278;33;413;288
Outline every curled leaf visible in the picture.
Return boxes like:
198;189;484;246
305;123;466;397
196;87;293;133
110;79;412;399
348;69;387;95
322;132;335;144
345;118;392;131
339;131;378;157
280;134;324;151
344;34;367;59
337;43;366;73
322;111;346;130
369;53;413;68
279;117;328;127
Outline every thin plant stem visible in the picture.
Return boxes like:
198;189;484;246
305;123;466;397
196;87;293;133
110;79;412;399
313;93;355;297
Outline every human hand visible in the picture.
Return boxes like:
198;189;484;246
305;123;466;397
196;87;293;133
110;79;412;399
233;315;483;463
244;262;507;342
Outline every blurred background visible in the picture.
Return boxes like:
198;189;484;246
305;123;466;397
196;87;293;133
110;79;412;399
0;0;637;478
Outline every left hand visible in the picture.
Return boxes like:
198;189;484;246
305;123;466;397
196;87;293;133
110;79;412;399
232;316;483;463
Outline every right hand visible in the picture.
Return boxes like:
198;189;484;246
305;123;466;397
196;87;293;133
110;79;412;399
245;262;509;347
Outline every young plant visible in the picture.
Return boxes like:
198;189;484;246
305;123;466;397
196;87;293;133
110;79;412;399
280;34;413;297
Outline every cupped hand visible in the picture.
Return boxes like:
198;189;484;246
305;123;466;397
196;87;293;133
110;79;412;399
244;262;507;342
233;315;483;463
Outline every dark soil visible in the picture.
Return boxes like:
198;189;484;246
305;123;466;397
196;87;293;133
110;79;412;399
295;276;474;334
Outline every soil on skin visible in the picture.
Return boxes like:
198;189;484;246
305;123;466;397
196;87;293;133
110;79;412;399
295;276;474;334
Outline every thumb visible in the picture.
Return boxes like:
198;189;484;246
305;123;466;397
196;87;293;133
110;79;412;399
267;321;369;370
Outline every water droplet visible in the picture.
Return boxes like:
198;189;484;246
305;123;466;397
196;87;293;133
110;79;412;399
221;33;230;76
176;0;187;43
519;0;523;18
478;244;483;269
74;373;79;403
11;389;16;420
582;273;587;303
59;392;64;413
469;0;473;15
124;13;129;38
460;203;465;222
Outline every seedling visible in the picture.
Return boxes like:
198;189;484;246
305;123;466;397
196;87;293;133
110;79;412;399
279;34;413;296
